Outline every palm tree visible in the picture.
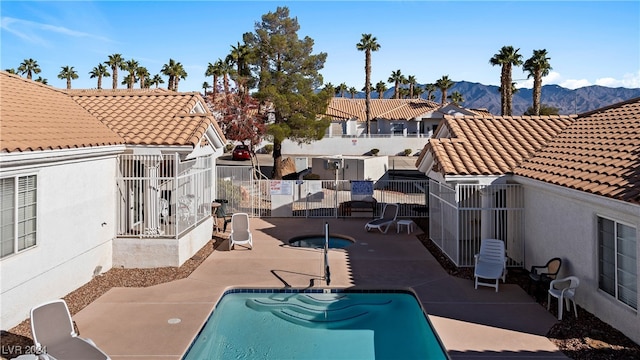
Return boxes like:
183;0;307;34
435;75;455;104
18;58;41;80
218;59;233;95
105;53;124;89
387;69;404;99
34;76;48;85
348;86;357;98
407;75;417;98
447;91;464;105
89;63;110;89
356;33;381;135
149;74;164;89
425;83;437;101
137;66;149;88
206;59;225;101
202;81;210;96
490;45;523;115
337;82;348;98
375;80;387;99
57;66;78;89
227;42;250;95
523;49;552;116
413;86;425;99
121;59;139;89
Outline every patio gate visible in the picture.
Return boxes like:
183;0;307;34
429;179;524;267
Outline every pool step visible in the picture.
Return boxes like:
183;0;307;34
245;294;392;328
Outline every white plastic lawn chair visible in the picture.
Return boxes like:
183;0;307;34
230;212;253;250
474;238;507;292
548;276;580;320
30;299;111;360
364;203;399;234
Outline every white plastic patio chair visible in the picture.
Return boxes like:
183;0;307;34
474;238;507;292
364;203;399;234
548;276;580;320
30;299;111;360
230;212;253;250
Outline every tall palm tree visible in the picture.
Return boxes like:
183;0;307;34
348;87;357;98
425;83;437;101
18;58;41;80
375;80;387;99
227;42;251;95
523;49;552;116
490;45;523;116
89;63;110;89
413;86;425;99
57;66;78;89
206;59;225;101
407;75;417;98
105;53;124;90
435;75;455;105
149;74;164;89
387;69;404;99
121;59;139;89
137;66;149;88
356;33;381;135
447;91;464;105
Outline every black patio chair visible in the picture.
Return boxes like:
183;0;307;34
528;257;562;299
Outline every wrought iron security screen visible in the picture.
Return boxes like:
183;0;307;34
116;154;212;238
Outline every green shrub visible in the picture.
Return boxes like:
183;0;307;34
404;148;413;156
263;144;274;154
303;173;320;180
225;143;234;153
370;148;380;156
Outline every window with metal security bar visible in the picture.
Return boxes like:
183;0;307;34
598;216;637;310
1;175;37;258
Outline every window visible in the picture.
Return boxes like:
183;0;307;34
598;216;637;310
1;175;37;258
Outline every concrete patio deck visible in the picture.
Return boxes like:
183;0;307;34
73;218;567;359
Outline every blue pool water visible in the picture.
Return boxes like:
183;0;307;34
288;234;355;249
183;289;449;359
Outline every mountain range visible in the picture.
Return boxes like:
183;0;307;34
358;81;640;115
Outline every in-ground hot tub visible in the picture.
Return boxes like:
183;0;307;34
288;233;355;249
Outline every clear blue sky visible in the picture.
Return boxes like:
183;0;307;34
2;1;639;92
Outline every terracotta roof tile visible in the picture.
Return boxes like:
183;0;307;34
422;115;576;176
515;97;640;204
326;98;441;121
67;90;222;147
1;72;123;153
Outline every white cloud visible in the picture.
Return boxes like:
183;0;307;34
560;79;592;90
595;71;640;88
1;16;112;46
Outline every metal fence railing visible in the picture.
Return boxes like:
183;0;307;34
116;154;212;238
429;180;524;268
215;166;429;219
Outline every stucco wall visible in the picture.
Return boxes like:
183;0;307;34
515;176;640;344
112;217;213;268
281;137;428;157
1;154;118;329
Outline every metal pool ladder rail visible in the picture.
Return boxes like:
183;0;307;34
323;222;331;286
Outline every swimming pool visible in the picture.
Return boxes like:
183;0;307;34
183;288;449;359
288;234;355;249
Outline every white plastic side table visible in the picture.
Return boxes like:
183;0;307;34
396;219;414;234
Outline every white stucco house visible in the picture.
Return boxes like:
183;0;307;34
0;71;225;330
281;98;490;156
416;98;639;344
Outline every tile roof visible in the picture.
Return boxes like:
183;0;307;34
515;97;640;205
68;90;223;147
326;98;441;121
1;71;124;153
416;115;576;175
